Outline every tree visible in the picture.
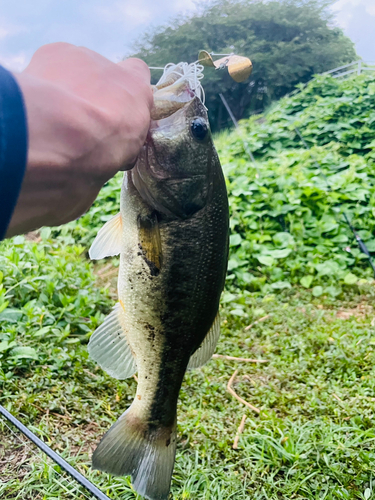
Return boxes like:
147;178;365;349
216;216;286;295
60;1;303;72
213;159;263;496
131;0;357;131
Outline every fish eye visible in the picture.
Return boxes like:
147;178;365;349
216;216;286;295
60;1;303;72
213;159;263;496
190;117;209;141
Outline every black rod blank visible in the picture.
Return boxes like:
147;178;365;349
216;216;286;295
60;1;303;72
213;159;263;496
0;405;110;500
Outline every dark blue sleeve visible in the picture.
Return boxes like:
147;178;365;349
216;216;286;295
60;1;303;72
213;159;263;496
0;65;28;240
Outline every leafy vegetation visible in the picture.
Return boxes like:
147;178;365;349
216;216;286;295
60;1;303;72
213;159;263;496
133;0;356;130
220;72;375;297
2;72;375;499
60;73;375;298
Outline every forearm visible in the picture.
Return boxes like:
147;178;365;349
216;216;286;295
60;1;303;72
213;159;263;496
3;43;152;238
7;73;112;236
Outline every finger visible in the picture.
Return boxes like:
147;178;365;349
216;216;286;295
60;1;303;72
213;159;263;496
118;58;151;81
77;45;113;65
119;155;139;172
23;42;77;72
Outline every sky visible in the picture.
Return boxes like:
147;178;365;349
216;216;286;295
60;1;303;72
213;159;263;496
0;0;374;73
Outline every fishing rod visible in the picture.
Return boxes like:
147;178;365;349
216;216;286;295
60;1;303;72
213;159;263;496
0;405;111;500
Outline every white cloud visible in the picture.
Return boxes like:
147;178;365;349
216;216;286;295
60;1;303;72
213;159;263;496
0;19;29;39
332;0;375;27
0;52;29;72
172;0;197;15
117;3;153;25
0;0;373;72
332;0;375;61
95;1;152;26
0;28;9;40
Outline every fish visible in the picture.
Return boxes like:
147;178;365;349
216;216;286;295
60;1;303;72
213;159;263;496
88;63;229;500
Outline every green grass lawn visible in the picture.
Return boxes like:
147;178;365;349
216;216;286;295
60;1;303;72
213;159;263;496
1;239;375;499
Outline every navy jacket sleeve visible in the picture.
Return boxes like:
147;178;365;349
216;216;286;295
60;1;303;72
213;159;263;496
0;65;28;240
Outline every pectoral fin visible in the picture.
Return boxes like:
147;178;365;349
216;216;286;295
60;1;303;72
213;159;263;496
89;212;122;260
88;302;137;379
187;312;221;369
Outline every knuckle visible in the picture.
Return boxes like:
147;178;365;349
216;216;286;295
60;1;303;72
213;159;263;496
34;42;75;57
123;57;150;77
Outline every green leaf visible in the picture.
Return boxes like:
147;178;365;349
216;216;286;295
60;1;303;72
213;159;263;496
230;308;247;317
0;301;9;314
271;281;291;289
344;273;358;285
273;232;295;248
325;285;341;297
300;275;313;288
0;308;23;323
0;340;17;352
227;259;241;271
0;341;9;353
258;255;275;267
312;286;323;297
365;240;375;252
10;347;39;360
268;248;292;259
315;261;340;276
41;227;52;240
12;235;25;245
229;234;242;246
222;292;237;303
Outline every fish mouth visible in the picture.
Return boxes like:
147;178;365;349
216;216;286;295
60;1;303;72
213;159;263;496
150;79;196;121
145;94;204;176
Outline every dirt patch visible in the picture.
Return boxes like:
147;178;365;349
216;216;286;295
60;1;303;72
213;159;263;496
0;438;34;476
25;231;41;243
0;418;101;474
94;262;118;299
336;304;373;320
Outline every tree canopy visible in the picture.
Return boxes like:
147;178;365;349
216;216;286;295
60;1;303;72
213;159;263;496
131;0;357;131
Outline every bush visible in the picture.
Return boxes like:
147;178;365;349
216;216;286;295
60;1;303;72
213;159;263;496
14;73;375;301
216;73;375;295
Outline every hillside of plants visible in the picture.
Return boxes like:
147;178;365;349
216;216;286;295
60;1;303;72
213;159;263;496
220;73;375;296
1;73;375;500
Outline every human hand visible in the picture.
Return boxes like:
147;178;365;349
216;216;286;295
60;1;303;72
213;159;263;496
7;42;153;237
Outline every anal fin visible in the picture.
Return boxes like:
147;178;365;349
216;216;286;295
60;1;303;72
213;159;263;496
187;312;221;369
88;303;136;379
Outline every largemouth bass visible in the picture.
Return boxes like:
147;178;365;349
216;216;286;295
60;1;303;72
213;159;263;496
88;64;229;500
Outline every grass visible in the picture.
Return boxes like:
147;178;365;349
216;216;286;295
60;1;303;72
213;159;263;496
2;73;375;499
1;239;375;499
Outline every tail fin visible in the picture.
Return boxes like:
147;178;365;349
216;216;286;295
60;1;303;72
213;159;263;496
92;407;177;500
